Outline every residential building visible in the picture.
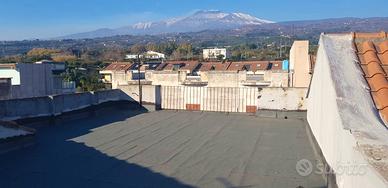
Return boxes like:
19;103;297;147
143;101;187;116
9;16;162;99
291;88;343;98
203;48;229;60
0;61;75;100
308;32;388;187
125;54;141;59
289;40;311;87
148;61;289;87
125;51;165;60
230;61;288;87
102;59;293;88
147;61;200;86
144;51;165;59
100;61;160;89
100;62;134;89
103;43;312;89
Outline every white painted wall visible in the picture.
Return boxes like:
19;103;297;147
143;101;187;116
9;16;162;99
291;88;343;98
258;87;307;110
307;34;388;188
0;69;20;85
203;48;228;59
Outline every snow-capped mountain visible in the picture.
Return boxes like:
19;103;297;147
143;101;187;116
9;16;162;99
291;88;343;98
61;10;274;39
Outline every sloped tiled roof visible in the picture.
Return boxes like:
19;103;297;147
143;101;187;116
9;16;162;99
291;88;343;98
354;32;388;124
156;61;199;72
103;62;133;72
0;64;16;69
227;61;283;72
197;62;232;71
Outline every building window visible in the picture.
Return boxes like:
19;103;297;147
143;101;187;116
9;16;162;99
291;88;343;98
243;65;251;71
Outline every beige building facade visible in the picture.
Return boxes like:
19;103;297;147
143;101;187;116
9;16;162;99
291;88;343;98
289;40;311;87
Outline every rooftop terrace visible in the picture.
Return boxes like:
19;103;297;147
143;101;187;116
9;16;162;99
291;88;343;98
0;109;325;188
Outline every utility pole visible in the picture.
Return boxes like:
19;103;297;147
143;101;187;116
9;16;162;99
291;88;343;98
137;54;142;106
279;37;283;58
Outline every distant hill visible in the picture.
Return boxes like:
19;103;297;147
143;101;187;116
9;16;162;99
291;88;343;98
1;16;388;57
59;10;274;39
58;10;388;40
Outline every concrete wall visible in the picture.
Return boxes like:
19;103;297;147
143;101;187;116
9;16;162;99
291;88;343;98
160;86;257;112
263;71;289;87
308;34;388;188
159;86;307;112
117;85;156;104
117;84;307;112
257;87;307;110
0;78;11;98
0;63;66;100
203;71;289;88
206;71;241;87
0;90;129;121
146;71;186;86
110;71;132;89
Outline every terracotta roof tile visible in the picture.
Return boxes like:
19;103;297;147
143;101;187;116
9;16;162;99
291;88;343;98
372;89;388;110
227;61;282;72
377;41;388;66
361;61;386;78
366;74;388;92
379;107;388;123
379;52;388;65
271;61;283;70
358;50;380;65
156;61;199;73
357;41;376;54
377;41;388;54
381;66;388;74
0;64;16;69
354;32;388;125
198;62;231;71
103;62;133;71
353;31;388;39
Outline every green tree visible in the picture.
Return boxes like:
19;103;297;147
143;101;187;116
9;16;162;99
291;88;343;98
26;48;62;61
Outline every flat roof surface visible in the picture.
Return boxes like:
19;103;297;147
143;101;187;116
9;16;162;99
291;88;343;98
0;110;326;188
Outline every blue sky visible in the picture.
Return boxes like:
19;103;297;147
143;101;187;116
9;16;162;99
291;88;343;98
0;0;387;40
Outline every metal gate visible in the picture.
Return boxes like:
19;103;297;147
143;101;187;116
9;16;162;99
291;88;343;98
160;86;257;113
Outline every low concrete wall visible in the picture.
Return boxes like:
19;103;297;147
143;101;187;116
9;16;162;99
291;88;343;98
162;86;307;112
117;84;307;112
160;86;257;112
257;87;307;110
117;85;156;104
0;89;130;121
146;71;187;86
